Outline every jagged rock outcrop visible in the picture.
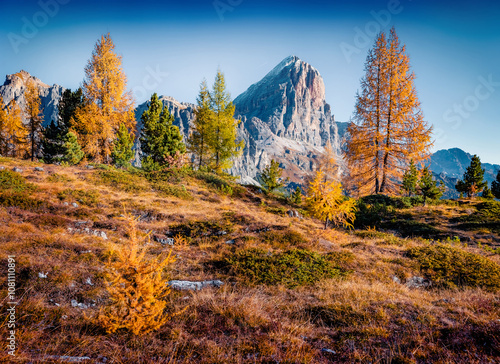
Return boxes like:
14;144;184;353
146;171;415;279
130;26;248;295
231;56;341;183
0;70;64;126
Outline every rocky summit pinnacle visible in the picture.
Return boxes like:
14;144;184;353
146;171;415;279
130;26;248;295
0;70;64;125
230;55;340;183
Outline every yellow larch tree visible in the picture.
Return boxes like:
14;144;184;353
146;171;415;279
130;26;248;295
306;170;356;229
24;79;44;161
73;33;135;163
346;27;432;196
1;99;28;158
98;213;178;335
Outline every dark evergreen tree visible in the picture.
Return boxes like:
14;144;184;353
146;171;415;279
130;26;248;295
43;88;83;163
61;132;84;165
261;159;286;193
291;186;302;204
418;166;444;204
112;123;135;168
491;170;500;199
402;159;418;197
140;93;186;171
482;185;495;199
455;155;487;198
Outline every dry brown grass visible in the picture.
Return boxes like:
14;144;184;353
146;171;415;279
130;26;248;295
0;157;499;363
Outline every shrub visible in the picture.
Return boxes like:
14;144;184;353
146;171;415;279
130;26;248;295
0;191;45;210
0;170;35;193
407;244;500;290
95;170;150;192
260;229;308;248
98;214;180;335
170;219;234;239
152;182;193;200
224;248;343;287
58;188;100;206
265;206;287;216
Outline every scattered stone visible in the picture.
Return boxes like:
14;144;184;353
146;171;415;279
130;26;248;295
225;239;236;244
168;279;224;291
68;227;108;240
63;202;69;206
86;165;95;169
154;236;174;245
71;299;88;309
216;230;227;236
12;167;23;173
287;209;301;218
71;202;79;208
79;250;92;254
392;275;401;284
85;278;94;286
34;166;44;172
38;272;48;279
321;348;336;354
61;315;68;320
405;276;431;289
0;166;4;170
41;355;91;362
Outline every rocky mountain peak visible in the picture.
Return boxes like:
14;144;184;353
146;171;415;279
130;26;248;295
0;70;64;125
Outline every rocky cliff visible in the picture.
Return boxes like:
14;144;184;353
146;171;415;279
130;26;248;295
231;56;340;183
0;70;64;126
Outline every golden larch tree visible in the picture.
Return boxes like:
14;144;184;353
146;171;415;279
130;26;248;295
24;79;44;161
73;33;135;163
346;27;432;196
1;99;28;158
98;213;179;335
306;170;356;229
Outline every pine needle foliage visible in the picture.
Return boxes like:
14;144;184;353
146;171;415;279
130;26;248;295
261;159;287;193
306;170;356;229
98;213;178;335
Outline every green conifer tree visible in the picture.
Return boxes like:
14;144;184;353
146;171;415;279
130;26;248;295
291;186;302;205
140;93;185;171
455;155;487;198
491;170;500;199
418;166;444;204
402;160;419;197
261;159;286;193
206;70;244;173
112;123;135;168
188;80;213;170
61;131;84;165
482;184;495;199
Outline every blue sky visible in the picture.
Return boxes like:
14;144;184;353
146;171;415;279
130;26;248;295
1;0;499;163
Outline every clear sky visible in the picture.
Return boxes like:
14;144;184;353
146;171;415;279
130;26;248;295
1;0;499;163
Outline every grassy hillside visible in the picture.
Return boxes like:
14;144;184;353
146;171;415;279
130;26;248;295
0;157;499;363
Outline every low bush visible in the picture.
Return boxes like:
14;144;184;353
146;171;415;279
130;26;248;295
260;229;308;248
224;248;344;287
406;244;500;290
152;182;193;200
0;191;45;210
58;188;100;206
170;219;234;239
95;170;150;192
0;170;36;193
265;206;287;216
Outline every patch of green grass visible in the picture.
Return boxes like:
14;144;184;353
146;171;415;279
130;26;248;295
94;170;150;192
0;169;36;193
47;173;73;183
325;251;356;270
265;206;288;216
152;182;193;200
0;191;45;210
260;229;308;248
58;188;100;206
170;219;234;238
407;244;500;290
224;248;344;288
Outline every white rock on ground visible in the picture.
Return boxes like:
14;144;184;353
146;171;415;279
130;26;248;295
168;280;224;291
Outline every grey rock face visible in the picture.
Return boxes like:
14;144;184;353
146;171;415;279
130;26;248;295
232;55;341;183
168;280;224;291
0;70;64;126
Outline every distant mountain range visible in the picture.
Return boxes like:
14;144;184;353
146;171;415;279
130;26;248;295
1;61;498;196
